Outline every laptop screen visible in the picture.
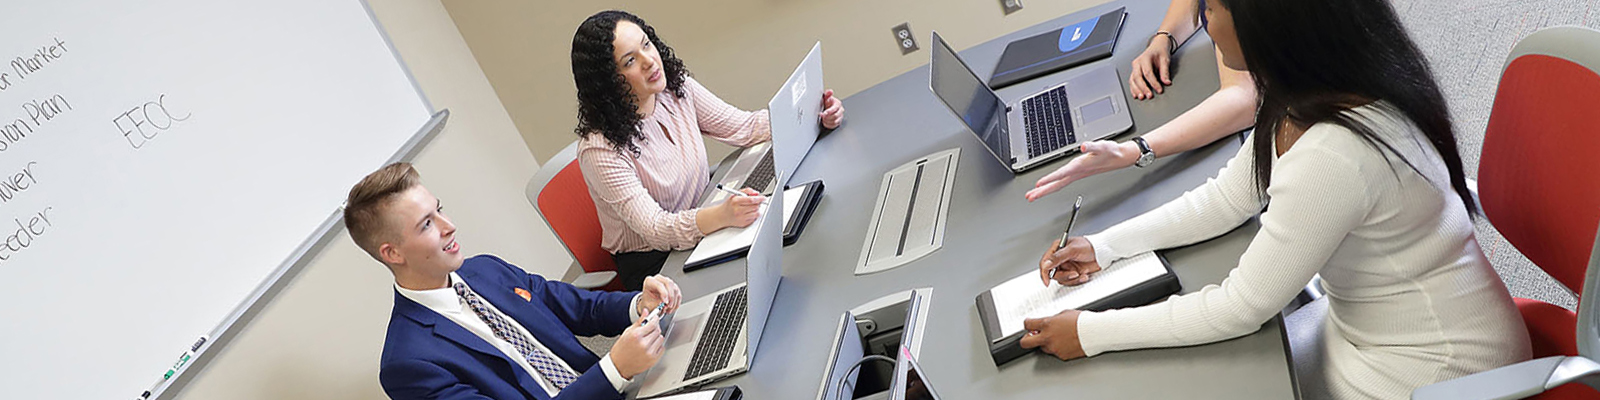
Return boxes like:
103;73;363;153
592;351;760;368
929;32;1012;163
743;174;785;359
818;311;865;400
768;42;824;188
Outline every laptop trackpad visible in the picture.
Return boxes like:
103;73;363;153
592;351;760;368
668;314;703;348
1078;96;1115;124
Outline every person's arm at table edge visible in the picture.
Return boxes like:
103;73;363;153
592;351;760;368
1157;0;1204;48
1126;54;1256;162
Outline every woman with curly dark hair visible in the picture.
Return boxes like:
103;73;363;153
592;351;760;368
571;10;844;290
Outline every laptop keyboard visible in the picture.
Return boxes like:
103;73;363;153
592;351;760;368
683;286;750;381
741;152;776;192
1021;86;1077;159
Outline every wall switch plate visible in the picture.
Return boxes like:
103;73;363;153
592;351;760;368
1000;0;1024;14
891;22;919;55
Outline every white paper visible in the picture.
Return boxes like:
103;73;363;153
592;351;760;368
684;185;806;265
645;390;719;400
989;252;1167;336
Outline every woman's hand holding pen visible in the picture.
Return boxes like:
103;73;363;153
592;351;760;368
1026;236;1096;361
1039;236;1101;286
717;188;764;229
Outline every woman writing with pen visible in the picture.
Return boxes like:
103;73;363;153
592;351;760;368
1021;0;1529;399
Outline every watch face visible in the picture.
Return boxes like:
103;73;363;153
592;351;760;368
1137;153;1155;167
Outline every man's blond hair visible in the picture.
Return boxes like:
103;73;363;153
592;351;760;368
343;162;421;263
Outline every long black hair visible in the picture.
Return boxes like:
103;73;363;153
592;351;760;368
570;10;690;156
1216;0;1477;214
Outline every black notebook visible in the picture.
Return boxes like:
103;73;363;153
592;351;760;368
975;251;1179;365
640;385;741;400
989;7;1127;89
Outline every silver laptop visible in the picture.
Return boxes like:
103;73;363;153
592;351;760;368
702;42;823;206
929;31;1132;173
638;182;786;397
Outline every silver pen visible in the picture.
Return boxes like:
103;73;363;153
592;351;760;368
1050;195;1084;282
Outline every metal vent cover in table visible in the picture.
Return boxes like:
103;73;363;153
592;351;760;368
856;148;960;275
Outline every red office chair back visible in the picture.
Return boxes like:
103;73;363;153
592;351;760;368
1479;50;1600;399
1480;54;1600;297
536;160;623;291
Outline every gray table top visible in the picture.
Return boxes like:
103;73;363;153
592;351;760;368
651;1;1297;398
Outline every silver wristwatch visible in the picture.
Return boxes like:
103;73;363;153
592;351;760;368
1132;137;1156;168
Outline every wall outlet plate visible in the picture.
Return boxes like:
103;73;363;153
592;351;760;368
891;22;919;55
1000;0;1024;14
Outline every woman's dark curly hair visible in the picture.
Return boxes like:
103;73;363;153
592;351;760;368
571;10;690;156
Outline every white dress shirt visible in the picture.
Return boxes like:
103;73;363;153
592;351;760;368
396;272;642;396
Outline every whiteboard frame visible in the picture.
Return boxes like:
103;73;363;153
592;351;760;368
148;0;441;398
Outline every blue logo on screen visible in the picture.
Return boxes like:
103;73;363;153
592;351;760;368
1058;16;1101;53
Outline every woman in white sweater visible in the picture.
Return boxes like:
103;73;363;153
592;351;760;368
1020;0;1532;399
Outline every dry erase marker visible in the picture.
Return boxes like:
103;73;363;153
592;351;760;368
162;336;210;379
140;336;210;399
1049;196;1084;283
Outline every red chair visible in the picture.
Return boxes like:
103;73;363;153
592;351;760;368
1413;26;1600;400
526;141;622;291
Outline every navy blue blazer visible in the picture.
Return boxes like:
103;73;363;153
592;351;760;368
379;255;637;400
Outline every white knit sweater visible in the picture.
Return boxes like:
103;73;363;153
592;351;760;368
1078;103;1531;399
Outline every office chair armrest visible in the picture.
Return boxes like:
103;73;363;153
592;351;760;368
570;271;618;290
1466;178;1482;217
1413;356;1600;400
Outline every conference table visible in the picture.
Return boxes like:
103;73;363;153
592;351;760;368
651;1;1299;398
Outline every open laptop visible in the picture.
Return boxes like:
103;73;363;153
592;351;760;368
929;31;1133;173
702;42;824;207
638;182;787;397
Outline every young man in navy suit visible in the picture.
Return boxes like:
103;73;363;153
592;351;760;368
344;162;682;399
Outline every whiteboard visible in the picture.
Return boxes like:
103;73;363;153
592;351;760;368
0;1;432;399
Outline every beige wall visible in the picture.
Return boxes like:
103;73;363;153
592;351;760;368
169;0;572;398
442;0;1105;163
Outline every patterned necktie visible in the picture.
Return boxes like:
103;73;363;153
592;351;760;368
453;282;580;389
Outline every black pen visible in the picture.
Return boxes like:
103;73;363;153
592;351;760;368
1050;195;1083;283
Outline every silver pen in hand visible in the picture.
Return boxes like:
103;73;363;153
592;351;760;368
1050;195;1084;283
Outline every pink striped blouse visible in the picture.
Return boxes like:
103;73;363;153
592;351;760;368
577;77;771;254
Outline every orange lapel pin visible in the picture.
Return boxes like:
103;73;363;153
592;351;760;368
513;287;532;302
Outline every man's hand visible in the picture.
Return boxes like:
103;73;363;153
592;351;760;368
1019;309;1086;361
1038;236;1101;286
638;275;682;316
610;318;665;379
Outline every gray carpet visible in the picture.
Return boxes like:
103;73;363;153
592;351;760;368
1393;0;1597;309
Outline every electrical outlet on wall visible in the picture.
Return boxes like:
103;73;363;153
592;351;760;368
1000;0;1024;14
891;22;919;55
